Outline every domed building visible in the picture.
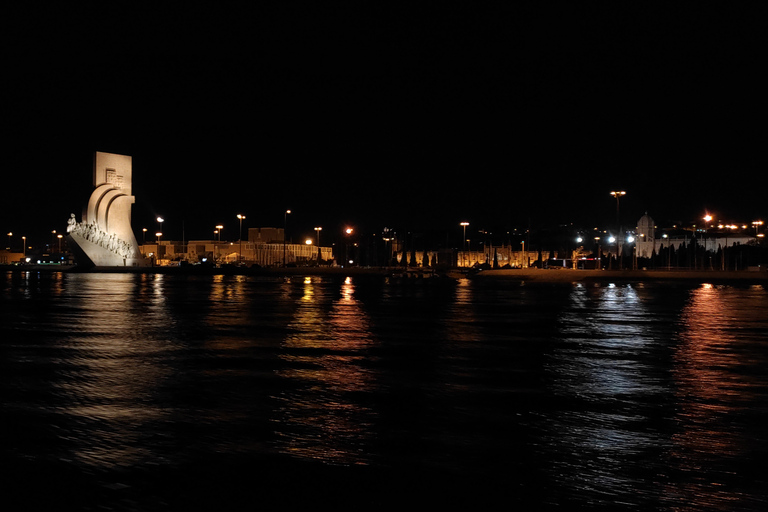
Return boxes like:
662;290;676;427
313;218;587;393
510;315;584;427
635;213;656;258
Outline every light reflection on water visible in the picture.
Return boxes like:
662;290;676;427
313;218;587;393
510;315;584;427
666;284;768;511
275;276;378;464
1;272;767;509
544;282;768;510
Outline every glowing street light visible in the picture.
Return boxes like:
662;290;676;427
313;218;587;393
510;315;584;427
753;220;764;237
460;222;469;267
6;232;11;250
22;236;26;257
283;210;291;267
314;227;322;265
344;227;355;266
460;222;469;248
237;214;246;264
610;191;626;265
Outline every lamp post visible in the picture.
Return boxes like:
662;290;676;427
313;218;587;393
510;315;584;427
344;227;354;266
610;191;626;267
7;232;11;250
283;210;291;267
57;234;63;253
237;214;245;265
753;220;764;238
703;214;712;258
594;236;602;270
627;235;636;270
142;228;147;244
314;227;322;265
608;236;616;270
156;217;164;243
22;236;26;258
460;222;469;268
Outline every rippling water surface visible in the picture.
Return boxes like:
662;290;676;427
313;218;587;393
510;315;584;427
1;272;767;510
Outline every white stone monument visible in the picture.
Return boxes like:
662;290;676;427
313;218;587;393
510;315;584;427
66;152;148;267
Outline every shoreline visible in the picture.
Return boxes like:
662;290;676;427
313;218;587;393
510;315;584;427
467;268;768;284
3;264;767;284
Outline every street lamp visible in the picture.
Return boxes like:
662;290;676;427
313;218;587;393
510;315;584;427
22;236;26;257
156;217;164;242
594;236;603;269
753;220;764;238
314;227;322;265
627;235;636;270
237;214;246;265
6;232;11;250
460;222;469;268
344;227;354;266
610;191;626;266
608;235;616;270
283;210;291;267
703;214;713;255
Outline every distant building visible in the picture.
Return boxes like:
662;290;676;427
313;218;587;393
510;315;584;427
0;249;24;265
635;213;755;258
140;236;333;267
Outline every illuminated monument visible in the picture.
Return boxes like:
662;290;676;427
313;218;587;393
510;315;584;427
66;152;148;267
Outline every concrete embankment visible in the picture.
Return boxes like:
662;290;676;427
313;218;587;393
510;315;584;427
467;268;768;284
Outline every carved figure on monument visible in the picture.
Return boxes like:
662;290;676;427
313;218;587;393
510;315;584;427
67;214;77;233
66;152;149;268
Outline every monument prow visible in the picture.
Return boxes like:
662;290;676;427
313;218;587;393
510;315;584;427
66;152;149;268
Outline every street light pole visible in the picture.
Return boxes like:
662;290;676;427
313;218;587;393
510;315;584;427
283;210;291;267
314;227;322;265
460;222;469;268
237;214;245;265
610;191;626;268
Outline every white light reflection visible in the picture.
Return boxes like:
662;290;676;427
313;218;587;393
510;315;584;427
542;282;668;507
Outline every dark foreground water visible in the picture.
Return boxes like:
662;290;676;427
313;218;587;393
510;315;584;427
1;272;767;511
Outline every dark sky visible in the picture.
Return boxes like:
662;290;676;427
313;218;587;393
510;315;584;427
2;3;765;246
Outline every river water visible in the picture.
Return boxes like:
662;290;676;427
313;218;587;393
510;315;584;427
1;271;767;511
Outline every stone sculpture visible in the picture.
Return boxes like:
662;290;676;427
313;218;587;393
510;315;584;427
66;152;148;267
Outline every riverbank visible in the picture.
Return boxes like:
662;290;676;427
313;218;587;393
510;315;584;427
3;264;767;284
468;268;768;284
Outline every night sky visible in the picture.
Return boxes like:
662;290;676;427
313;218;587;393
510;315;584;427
2;4;765;247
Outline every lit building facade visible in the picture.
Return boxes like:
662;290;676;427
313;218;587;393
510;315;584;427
140;238;333;266
635;213;756;258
